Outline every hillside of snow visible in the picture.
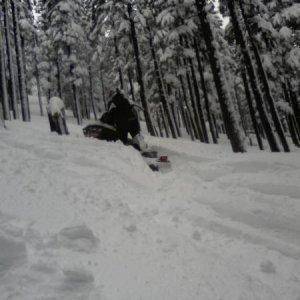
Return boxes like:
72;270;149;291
0;97;300;300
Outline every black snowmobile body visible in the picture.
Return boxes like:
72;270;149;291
83;112;171;172
83;122;118;141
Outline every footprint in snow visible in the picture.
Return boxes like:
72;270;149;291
260;260;276;274
60;266;95;292
51;224;98;253
0;235;27;277
123;224;137;233
192;230;202;241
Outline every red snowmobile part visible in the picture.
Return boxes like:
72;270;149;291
159;156;169;163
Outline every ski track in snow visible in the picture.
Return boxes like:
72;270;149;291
0;98;300;300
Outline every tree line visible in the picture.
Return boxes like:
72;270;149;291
0;0;299;153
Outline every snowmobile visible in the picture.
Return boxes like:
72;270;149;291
83;112;171;172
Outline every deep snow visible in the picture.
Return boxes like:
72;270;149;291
0;97;300;300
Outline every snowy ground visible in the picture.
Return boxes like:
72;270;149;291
0;97;300;300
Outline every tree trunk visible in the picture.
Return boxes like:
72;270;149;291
186;70;204;141
160;104;169;138
188;54;209;143
3;0;18;119
287;80;300;132
127;69;136;102
88;65;97;120
0;27;10;120
25;0;43;116
128;3;155;136
176;90;189;134
292;114;300;141
156;110;164;137
33;34;43;116
178;73;199;139
282;82;300;146
83;88;90;119
67;45;81;125
287;114;300;147
184;108;195;141
194;39;217;144
212;114;220;139
114;35;124;90
177;106;182;128
100;70;107;111
195;0;246;152
11;0;29;122
183;37;208;142
226;0;280;152
241;70;264;150
56;52;63;99
170;102;181;137
21;35;30;120
148;25;177;138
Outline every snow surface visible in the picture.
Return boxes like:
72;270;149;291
0;96;300;299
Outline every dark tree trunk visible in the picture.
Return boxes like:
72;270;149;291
100;70;107;110
33;34;43;116
184;108;195;141
88;65;97;120
176;90;189;133
160;104;169;138
21;35;30;120
181;31;208;142
177;106;182;128
226;0;280;152
56;52;63;99
287;114;300;147
241;70;264;150
3;0;18;119
287;80;300;132
195;0;246;152
11;0;29;122
148;25;177;138
83;89;90;120
194;39;217;143
212;114;220;139
127;69;136;102
114;36;124;90
178;73;199;139
282;82;300;146
67;45;81;125
186;70;204;141
156;110;164;137
170;102;181;137
128;3;155;136
0;30;10;120
73;83;81;125
188;58;209;143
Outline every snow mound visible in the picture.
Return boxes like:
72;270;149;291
48;97;65;116
0;235;27;276
260;260;276;274
63;267;95;284
1;95;300;299
55;224;98;253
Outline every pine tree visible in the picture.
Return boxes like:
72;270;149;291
3;0;18;119
195;0;246;153
11;0;30;122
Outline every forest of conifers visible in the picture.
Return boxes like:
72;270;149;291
0;0;299;153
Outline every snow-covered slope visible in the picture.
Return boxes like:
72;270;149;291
0;98;300;299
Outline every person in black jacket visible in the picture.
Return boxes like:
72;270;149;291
106;89;147;151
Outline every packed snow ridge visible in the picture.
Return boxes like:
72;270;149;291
0;97;299;299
